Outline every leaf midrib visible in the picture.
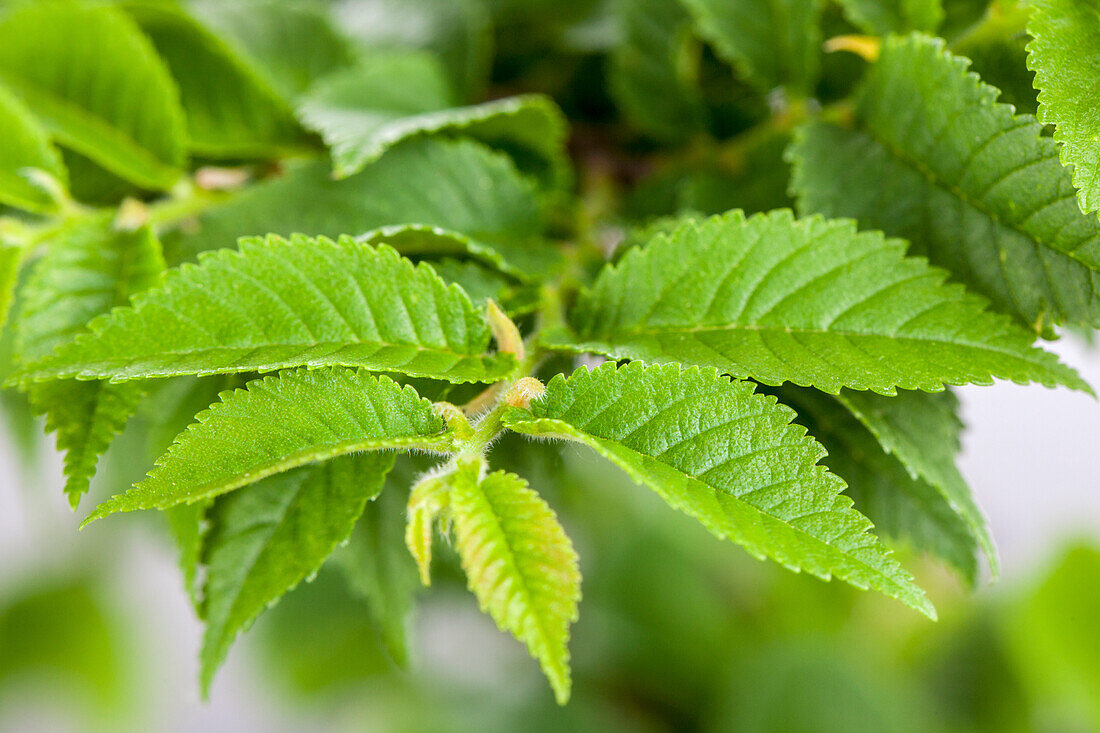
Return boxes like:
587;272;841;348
456;477;565;688
573;322;1042;362
28;338;510;381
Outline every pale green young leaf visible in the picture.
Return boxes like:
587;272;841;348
333;474;420;666
449;459;581;704
0;84;67;213
835;0;943;34
299;52;568;185
200;452;394;694
189;0;354;101
835;388;997;577
16;220;165;505
558;211;1086;395
405;473;450;587
171;138;547;275
775;386;980;584
1027;0;1100;213
609;0;709;142
82;368;449;523
502;362;935;618
19;235;514;385
789;33;1100;332
122;1;306;159
0;1;186;190
681;0;825;93
405;496;434;587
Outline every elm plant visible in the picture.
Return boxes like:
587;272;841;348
0;0;1095;704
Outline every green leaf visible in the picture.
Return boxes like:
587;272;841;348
0;0;186;190
189;0;354;101
624;129;793;221
143;377;241;608
681;0;825;93
0;243;25;332
333;471;420;666
428;259;540;317
1027;0;1100;213
19;235;514;385
165;500;211;610
356;224;545;282
333;0;493;102
558;210;1086;395
0;84;67;213
299;52;568;186
122;1;305;159
774;386;980;584
448;459;581;704
953;6;1036;115
200;451;394;694
941;0;993;41
170;138;547;273
503;361;935;618
834;387;997;576
609;0;709;141
16;220;165;505
789;33;1100;332
835;0;943;34
83;368;450;523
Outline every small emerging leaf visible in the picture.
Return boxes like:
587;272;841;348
449;459;581;704
405;473;451;586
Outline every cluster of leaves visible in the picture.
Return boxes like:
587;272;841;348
0;0;1097;705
